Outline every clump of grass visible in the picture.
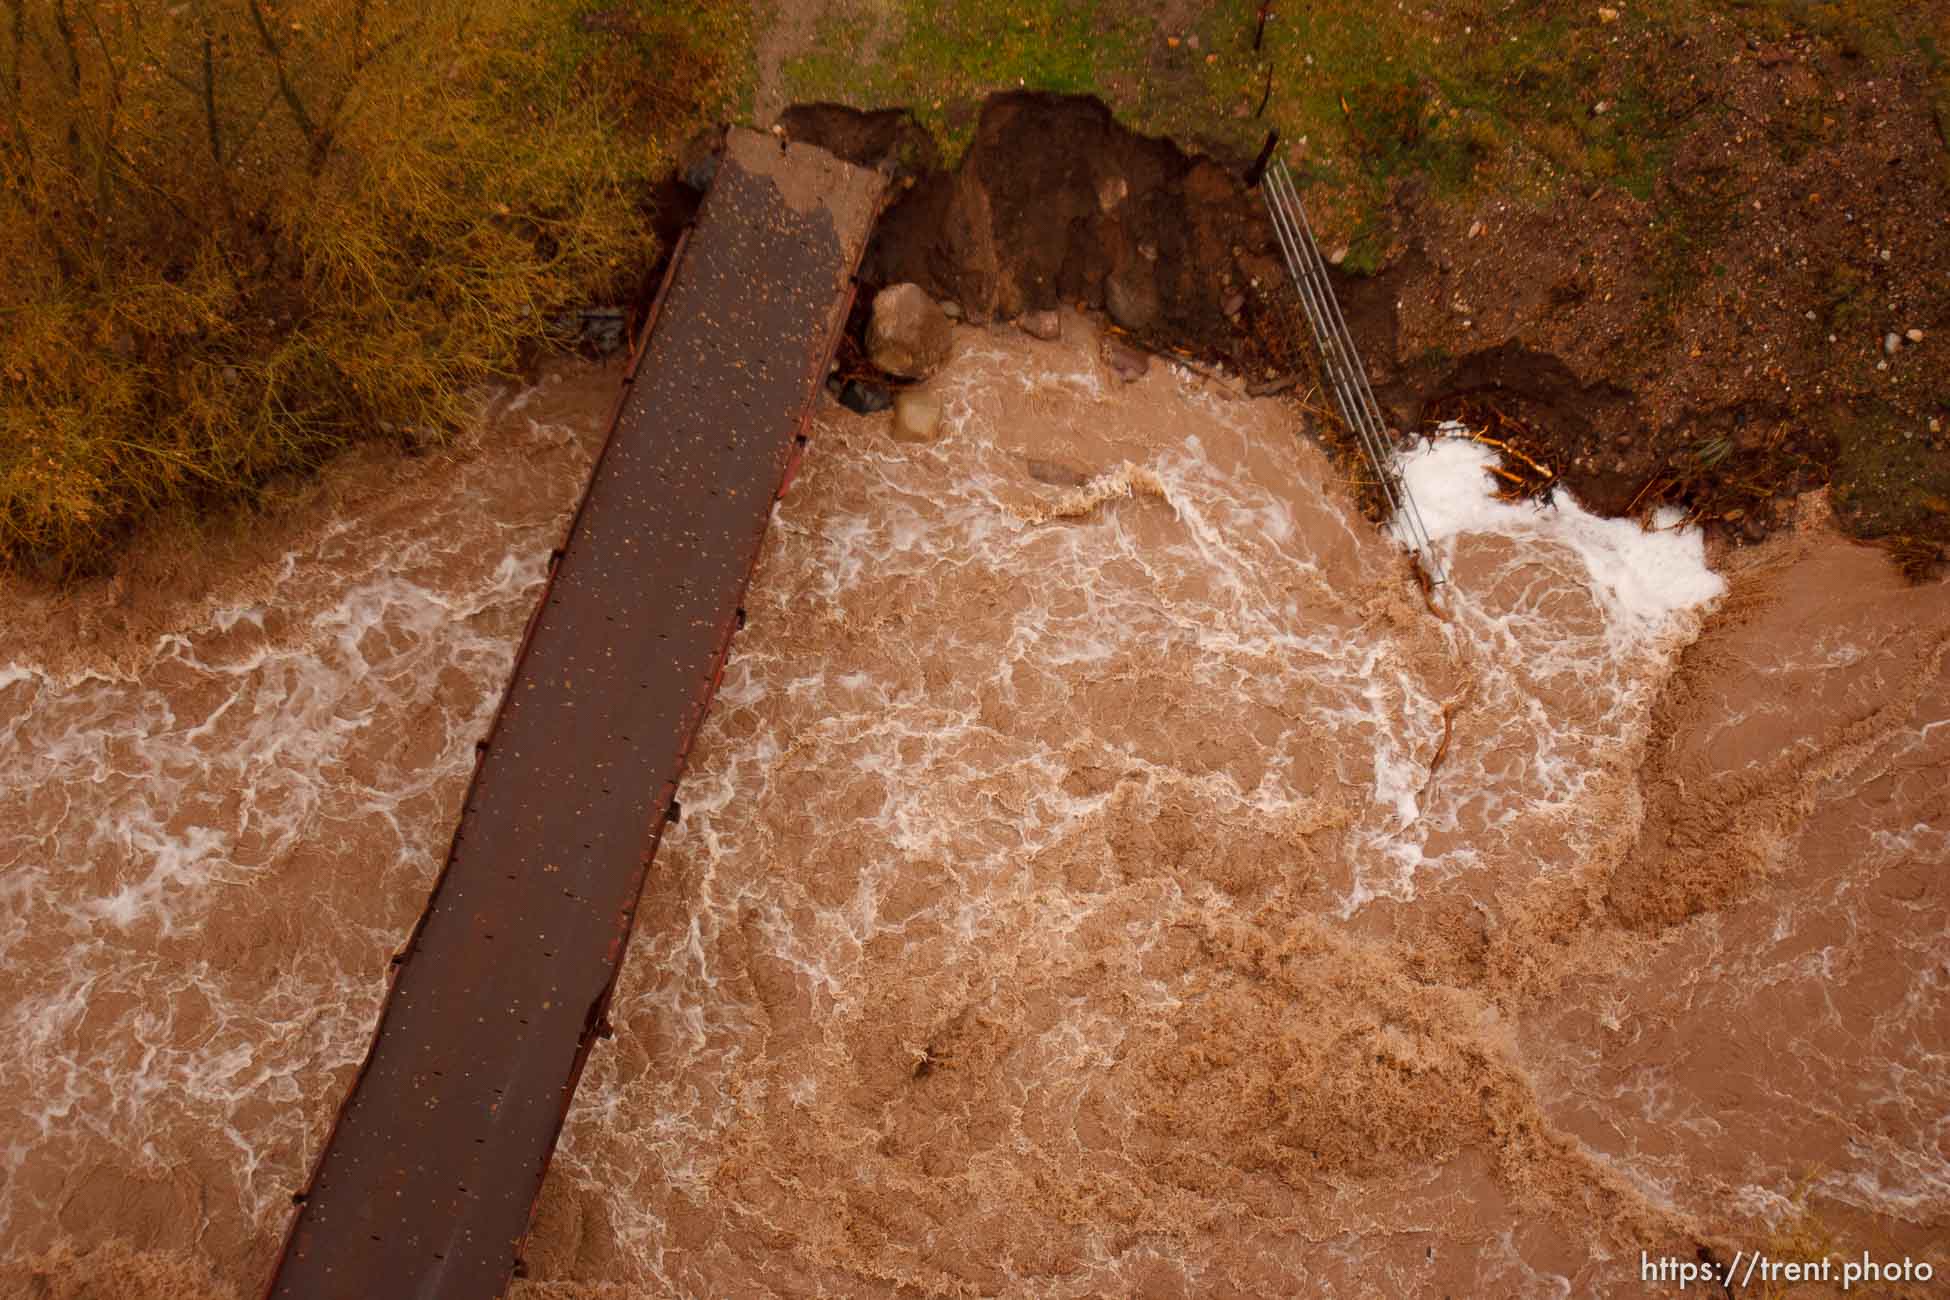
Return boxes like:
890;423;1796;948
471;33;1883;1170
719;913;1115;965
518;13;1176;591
1829;401;1950;576
0;0;747;578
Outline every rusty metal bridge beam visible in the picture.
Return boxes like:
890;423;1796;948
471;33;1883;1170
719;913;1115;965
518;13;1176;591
263;130;885;1300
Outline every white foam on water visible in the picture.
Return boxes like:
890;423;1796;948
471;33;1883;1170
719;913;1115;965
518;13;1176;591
1327;433;1732;911
1400;436;1726;648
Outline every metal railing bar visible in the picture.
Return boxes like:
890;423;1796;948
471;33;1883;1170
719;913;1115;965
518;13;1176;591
1273;165;1443;564
1259;159;1445;585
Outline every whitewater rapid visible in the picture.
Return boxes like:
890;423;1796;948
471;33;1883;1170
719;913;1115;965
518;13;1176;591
2;319;1944;1299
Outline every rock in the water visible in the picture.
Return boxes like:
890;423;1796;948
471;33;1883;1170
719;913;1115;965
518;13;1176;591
1103;337;1150;382
868;283;954;379
940;300;963;320
837;378;893;414
1885;332;1902;355
1105;265;1160;333
1017;309;1061;341
891;389;943;442
1025;458;1090;487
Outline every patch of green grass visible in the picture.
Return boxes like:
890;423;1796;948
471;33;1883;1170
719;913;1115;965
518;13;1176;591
1221;2;1696;264
784;0;1150;157
1341;210;1394;278
1831;402;1950;538
782;13;879;108
771;0;1932;277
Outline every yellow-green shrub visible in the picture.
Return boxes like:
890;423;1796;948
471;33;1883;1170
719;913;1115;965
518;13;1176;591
1;0;746;575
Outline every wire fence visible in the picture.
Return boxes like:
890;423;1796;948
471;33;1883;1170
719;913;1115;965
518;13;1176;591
1259;158;1446;585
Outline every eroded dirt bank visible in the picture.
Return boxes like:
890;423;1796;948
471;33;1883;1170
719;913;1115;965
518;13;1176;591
782;89;1949;573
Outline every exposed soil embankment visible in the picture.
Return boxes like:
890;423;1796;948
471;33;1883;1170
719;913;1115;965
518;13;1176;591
788;95;1287;361
777;91;1950;576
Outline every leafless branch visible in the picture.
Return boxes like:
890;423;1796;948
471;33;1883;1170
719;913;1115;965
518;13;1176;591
244;0;324;164
200;33;220;164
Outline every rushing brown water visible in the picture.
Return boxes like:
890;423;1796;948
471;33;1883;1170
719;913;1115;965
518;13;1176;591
2;319;1945;1298
0;362;620;1297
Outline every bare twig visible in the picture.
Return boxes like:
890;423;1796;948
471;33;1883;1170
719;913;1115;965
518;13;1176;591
48;0;79;92
2;0;20;107
199;33;221;165
1626;474;1673;516
1417;688;1471;804
244;0;325;167
1;0;34;169
222;86;281;169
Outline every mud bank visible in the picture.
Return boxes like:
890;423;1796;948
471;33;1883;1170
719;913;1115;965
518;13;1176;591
785;95;1290;361
778;92;1950;572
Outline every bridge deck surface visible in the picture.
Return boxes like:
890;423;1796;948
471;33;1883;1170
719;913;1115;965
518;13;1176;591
265;130;883;1300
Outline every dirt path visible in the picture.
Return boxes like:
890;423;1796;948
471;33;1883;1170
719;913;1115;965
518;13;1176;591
750;0;822;126
751;0;907;127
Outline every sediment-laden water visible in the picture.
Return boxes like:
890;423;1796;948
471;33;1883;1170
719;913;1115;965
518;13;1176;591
2;319;1944;1298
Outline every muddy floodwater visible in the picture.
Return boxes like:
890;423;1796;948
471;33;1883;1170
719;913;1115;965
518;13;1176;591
3;317;1945;1298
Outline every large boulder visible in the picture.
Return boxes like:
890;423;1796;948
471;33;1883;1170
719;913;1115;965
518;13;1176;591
868;283;955;379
